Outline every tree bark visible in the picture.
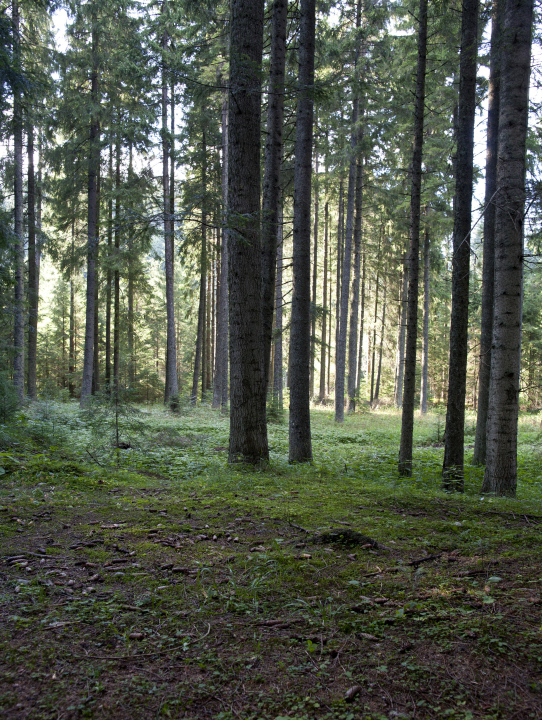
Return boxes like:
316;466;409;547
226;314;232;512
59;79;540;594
192;130;207;404
273;206;284;411
398;0;428;475
213;84;229;409
105;143;113;392
228;0;268;464
356;250;366;397
442;0;480;491
482;0;533;496
289;0;315;463
374;284;386;402
12;0;24;403
80;15;100;406
334;177;344;392
113;136;121;394
27;123;38;400
370;273;379;404
473;0;503;465
310;140;318;399
347;154;363;412
92;168;101;394
394;257;408;408
262;0;287;395
420;225;430;414
318;197;328;403
162;15;179;406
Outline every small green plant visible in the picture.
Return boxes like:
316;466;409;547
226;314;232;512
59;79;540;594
79;385;146;466
0;372;19;424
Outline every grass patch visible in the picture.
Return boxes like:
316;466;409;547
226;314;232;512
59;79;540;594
1;403;541;718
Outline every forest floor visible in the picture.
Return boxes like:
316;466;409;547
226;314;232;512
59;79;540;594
1;401;542;720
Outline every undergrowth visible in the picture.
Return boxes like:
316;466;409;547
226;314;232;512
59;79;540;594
0;402;541;719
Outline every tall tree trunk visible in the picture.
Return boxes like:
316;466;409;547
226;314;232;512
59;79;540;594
273;205;284;410
228;0;268;464
105;143;113;392
334;178;344;390
213;84;229;409
370;274;379;404
206;264;212;392
335;150;361;419
473;0;503;464
335;111;359;422
327;216;333;397
162;15;179;406
92;168;101;394
394;257;408;407
80;15;100;406
347;154;364;412
262;0;287;393
374;284;386;402
69;274;76;399
310;140;318;399
289;0;315;463
356;250;366;397
319;197;328;402
442;0;480;491
113;138;121;394
420;225;430;414
27;123;38;400
192;130;207;404
12;0;24;403
398;0;428;475
127;254;134;386
482;0;533;496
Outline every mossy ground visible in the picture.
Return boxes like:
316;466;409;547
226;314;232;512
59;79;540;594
1;403;542;719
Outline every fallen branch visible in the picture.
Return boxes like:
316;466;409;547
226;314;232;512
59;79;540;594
407;554;441;567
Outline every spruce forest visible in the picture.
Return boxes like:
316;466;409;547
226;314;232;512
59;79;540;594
2;0;542;718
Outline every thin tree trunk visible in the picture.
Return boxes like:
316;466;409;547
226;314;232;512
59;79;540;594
69;270;76;398
262;0;287;395
335;113;359;421
105;143;113;392
318;198;328;402
80;15;100;406
228;0;268;464
420;224;430;414
334;178;344;391
310;140;318;399
206;264;212;392
374;284;386;402
398;0;428;475
443;0;480;491
473;0;503;464
327;234;332;397
113;138;121;394
12;0;24;403
162;13;179;406
92;168;101;394
213;84;229;409
27;122;38;400
273;205;284;410
347;154;363;412
128;253;134;386
482;0;533;496
192;130;207;404
356;250;366;397
370;274;379;404
394;258;408;408
289;0;315;463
